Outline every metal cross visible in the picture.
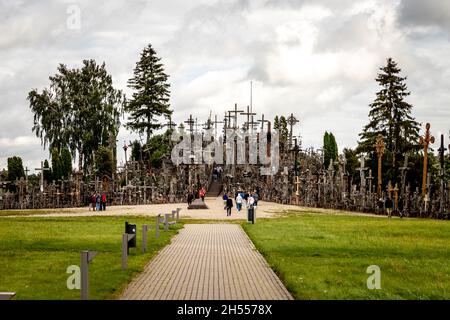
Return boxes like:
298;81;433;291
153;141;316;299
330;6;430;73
258;114;270;131
227;103;244;129
240;105;257;132
184;114;195;133
287;113;299;148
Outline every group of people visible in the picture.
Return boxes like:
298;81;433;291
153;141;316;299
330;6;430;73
223;191;259;216
90;192;107;211
212;166;223;181
187;186;207;205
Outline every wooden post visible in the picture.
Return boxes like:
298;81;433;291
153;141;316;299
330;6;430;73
142;225;148;253
375;135;386;197
80;250;98;300
155;215;160;238
419;123;435;197
122;234;128;270
176;208;181;221
164;213;170;231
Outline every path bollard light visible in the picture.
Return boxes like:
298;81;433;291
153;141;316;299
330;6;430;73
176;208;181;221
164;213;170;231
142;225;148;253
80;250;98;300
172;210;176;219
247;206;255;224
125;221;136;249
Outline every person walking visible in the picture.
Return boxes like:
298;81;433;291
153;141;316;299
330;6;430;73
253;190;259;206
200;187;206;202
248;193;255;208
226;195;233;217
96;193;101;211
385;196;393;218
236;193;243;213
223;193;228;207
90;193;96;211
187;192;194;206
101;193;107;211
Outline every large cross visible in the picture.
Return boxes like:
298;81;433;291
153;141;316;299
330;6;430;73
287;113;299;148
240;105;256;132
165;115;177;131
227;103;244;129
294;176;301;197
419;123;435;197
289;138;301;176
35;161;50;193
399;154;410;196
24;166;30;190
257;114;269;131
438;134;447;172
184;114;195;133
375;134;386;197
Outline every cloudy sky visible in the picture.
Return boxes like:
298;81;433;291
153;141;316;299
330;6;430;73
1;0;450;173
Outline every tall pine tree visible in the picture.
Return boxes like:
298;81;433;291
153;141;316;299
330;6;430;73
126;44;172;144
357;58;420;161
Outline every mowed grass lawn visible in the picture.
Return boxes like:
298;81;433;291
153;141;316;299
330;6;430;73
242;212;450;300
0;216;183;299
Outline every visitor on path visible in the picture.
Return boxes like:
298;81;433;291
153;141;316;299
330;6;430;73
101;193;107;211
96;193;101;211
226;195;233;216
187;192;194;206
236;193;243;213
199;187;206;202
223;193;228;206
253;191;259;206
248;193;255;208
90;193;96;211
217;166;223;179
385;196;393;218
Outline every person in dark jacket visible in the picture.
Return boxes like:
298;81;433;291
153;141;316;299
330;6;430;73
385;197;393;218
226;195;233;217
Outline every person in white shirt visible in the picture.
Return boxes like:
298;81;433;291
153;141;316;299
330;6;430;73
248;194;255;207
236;193;243;213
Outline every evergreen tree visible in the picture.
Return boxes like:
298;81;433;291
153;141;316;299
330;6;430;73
126;44;172;144
60;147;73;178
357;58;420;173
7;156;25;182
323;132;338;168
95;146;113;177
274;116;279;130
51;148;62;181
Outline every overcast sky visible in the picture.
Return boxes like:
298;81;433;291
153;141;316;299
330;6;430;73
1;0;450;173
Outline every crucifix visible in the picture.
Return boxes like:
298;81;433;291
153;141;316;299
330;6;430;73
287;113;299;149
399;154;410;196
184;114;195;133
419;123;435;197
367;169;374;194
227;103;244;129
294;176;301;197
35;161;50;193
375;134;386;197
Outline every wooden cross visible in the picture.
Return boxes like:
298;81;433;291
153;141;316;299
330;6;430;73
399;154;410;195
375;134;386;197
289;138;301;176
257;114;269;131
164;115;177;131
419;123;435;197
438;134;447;172
211;114;224;138
367;169;374;194
240;105;256;132
227;103;244;129
287;113;299;148
184;114;195;133
35;161;50;193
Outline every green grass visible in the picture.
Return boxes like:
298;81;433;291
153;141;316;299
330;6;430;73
241;212;450;300
0;216;183;299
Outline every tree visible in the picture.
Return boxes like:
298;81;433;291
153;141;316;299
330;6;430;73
274;116;279;130
95;146;113;177
7;156;24;182
343;148;359;185
357;58;420;180
126;44;172;144
51;148;62;181
28;59;124;174
60;147;73;178
323;132;338;168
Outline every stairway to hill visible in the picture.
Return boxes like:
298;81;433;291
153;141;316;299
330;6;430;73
206;180;222;197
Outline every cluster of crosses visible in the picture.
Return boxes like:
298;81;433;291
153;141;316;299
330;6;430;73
1;106;449;218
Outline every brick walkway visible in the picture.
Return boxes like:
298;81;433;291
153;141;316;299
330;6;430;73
121;224;293;300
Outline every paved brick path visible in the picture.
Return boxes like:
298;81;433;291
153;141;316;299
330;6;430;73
121;224;293;300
